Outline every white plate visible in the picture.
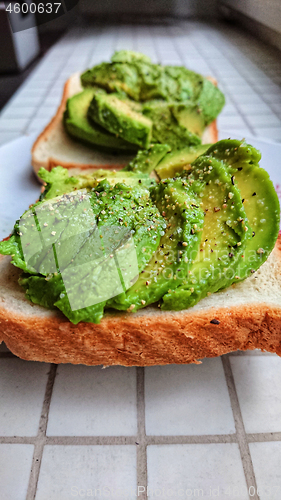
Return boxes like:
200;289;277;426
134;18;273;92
0;132;280;241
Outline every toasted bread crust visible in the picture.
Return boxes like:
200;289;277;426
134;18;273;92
0;237;280;366
31;74;219;179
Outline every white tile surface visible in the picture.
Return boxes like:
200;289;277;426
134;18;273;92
145;359;235;436
254;127;281;140
0;359;49;436
147;444;248;500
35;445;137;500
47;365;137;436
230;356;281;433
0;444;34;500
249;442;281;500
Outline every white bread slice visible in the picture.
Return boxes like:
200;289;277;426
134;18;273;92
0;236;280;366
31;73;218;179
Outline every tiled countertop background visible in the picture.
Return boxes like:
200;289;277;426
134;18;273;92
0;19;281;500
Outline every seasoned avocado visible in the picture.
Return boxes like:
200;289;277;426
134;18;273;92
88;93;153;149
142;101;201;149
38;166;155;201
110;178;204;312
155;144;211;179
123;144;171;174
64;89;136;151
162;155;249;310
171;102;206;137
80;51;225;108
2;177;166;324
197;78;225;126
205;140;280;280
111;50;151;64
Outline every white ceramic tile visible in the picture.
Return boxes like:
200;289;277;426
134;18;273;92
246;114;281;127
27;118;50;133
238;102;275;115
147;444;248;500
254;127;281;141
0;359;49;436
263;93;281;103
145;359;235;436
230;356;281;433
0;106;35;119
233;93;265;105
0;444;34;500
217;115;247;129
0;118;29;132
47;365;137;436
0;132;21;146
249;442;281;500
36;445;137;500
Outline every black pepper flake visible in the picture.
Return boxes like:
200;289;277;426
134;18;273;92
252;231;255;237
252;192;256;196
231;176;235;185
228;252;234;257
160;244;164;248
210;319;220;325
238;167;243;171
178;241;183;246
138;180;142;184
190;229;195;235
242;198;245;203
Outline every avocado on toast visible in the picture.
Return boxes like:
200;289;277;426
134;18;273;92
1;140;281;365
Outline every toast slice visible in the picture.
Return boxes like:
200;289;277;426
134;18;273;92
31;73;218;179
0;236;280;366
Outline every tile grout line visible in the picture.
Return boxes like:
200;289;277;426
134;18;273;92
26;364;57;500
222;355;259;500
136;367;148;499
1;431;281;446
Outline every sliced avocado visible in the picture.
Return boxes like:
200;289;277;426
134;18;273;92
206;140;280;280
171;102;206;137
142;101;201;149
111;50;151;64
197;78;225;126
64;89;136;151
88;93;153;149
123;144;171;174
155;144;211;179
162;155;249;310
38;166;155;201
81;62;141;101
109;178;204;312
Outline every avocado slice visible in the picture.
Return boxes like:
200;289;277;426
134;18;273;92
205;139;280;281
38;166;155;202
110;178;204;312
155;144;211;179
162;155;249;310
64;89;137;151
88;93;153;149
197;78;225;126
171;102;206;137
111;50;152;64
123;144;171;174
142;101;201;149
80;51;225;110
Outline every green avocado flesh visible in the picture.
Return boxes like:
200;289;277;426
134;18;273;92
0;139;279;324
88;93;152;149
64;50;225;151
64;89;137;151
